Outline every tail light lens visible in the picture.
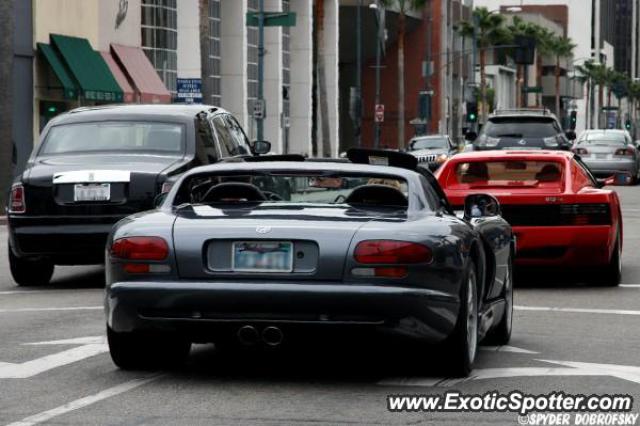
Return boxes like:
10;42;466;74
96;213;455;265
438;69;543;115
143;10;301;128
559;204;611;225
574;147;589;155
354;240;432;264
9;184;26;214
111;237;169;261
614;147;635;157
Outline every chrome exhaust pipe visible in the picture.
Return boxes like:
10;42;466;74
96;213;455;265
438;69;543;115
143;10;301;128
261;326;284;346
237;325;259;345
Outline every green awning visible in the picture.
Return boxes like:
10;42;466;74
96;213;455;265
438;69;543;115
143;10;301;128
50;34;124;103
37;43;78;100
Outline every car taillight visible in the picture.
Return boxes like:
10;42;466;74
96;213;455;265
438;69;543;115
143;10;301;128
354;240;432;264
111;237;169;261
559;204;611;225
574;147;589;155
9;184;26;214
614;147;635;157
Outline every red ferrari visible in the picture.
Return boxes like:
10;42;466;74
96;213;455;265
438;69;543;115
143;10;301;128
436;150;623;285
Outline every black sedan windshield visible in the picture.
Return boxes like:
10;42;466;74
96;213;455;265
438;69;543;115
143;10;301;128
410;137;449;150
483;117;560;138
41;121;185;155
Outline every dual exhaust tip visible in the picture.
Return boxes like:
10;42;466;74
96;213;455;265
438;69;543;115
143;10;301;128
237;325;284;347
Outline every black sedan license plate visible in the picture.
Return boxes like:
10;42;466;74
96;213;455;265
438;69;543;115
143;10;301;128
74;183;111;202
232;241;293;272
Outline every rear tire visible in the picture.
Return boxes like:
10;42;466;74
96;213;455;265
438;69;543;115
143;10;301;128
443;260;479;377
107;326;191;370
599;236;621;287
9;247;54;287
484;255;513;345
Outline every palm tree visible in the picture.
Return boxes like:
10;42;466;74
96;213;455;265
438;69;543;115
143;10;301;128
381;0;428;150
0;0;14;212
507;16;540;107
590;63;609;127
457;7;508;124
199;0;213;104
576;60;599;128
546;35;576;116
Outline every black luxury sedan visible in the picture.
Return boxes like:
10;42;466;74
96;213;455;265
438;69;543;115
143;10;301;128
6;104;270;286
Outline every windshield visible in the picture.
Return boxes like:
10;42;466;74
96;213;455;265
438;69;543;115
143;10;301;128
175;172;411;209
41;122;185;155
410;137;450;150
578;133;627;145
483;117;560;138
446;160;564;189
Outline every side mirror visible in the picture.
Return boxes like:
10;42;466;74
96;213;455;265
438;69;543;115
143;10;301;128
565;131;576;141
251;140;271;155
153;192;168;208
464;131;478;142
463;193;501;220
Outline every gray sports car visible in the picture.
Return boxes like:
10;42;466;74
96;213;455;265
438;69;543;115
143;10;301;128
104;149;514;376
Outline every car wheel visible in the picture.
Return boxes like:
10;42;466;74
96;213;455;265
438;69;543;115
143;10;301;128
107;326;191;370
8;246;54;287
599;235;622;287
484;255;513;345
444;260;478;377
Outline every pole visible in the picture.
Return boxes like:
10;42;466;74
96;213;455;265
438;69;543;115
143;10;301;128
374;0;382;149
356;0;362;147
426;0;432;134
257;0;265;142
471;13;478;132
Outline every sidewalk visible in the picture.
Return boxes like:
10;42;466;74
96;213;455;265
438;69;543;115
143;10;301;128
0;216;6;225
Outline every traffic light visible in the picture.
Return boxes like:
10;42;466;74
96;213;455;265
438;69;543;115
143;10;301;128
625;118;632;131
569;110;577;130
419;91;432;120
466;102;478;123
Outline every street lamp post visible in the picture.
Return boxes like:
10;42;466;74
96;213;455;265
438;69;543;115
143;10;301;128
257;0;265;142
370;1;384;149
356;0;362;147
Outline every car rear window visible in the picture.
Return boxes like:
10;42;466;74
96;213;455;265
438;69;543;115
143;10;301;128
40;121;185;155
174;172;412;209
445;160;565;190
578;133;627;145
483;117;560;138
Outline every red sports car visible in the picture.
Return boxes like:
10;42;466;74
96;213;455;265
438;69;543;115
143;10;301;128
436;150;623;285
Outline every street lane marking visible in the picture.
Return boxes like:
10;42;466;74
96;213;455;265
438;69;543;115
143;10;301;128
515;305;640;316
4;375;162;426
480;345;538;354
379;360;640;387
0;306;101;314
0;336;107;379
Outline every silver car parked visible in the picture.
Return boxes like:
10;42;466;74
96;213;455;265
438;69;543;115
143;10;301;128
573;130;640;183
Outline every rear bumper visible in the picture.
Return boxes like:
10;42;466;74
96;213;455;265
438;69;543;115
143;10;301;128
513;225;613;266
105;281;460;343
8;215;126;264
582;159;637;177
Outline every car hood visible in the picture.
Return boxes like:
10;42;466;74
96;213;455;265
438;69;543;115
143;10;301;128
409;148;449;156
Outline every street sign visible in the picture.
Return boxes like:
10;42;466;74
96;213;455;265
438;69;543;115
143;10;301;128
246;12;297;27
375;104;384;123
253;98;266;120
522;86;543;94
176;78;202;104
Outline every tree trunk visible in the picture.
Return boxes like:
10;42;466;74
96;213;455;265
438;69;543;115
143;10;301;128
480;48;487;124
585;79;591;129
555;55;561;117
0;0;14;213
199;0;213;104
397;12;406;150
316;0;331;157
516;65;522;108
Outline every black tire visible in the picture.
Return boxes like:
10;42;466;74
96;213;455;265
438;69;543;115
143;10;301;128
443;259;479;377
484;254;513;345
107;326;191;370
9;247;54;287
599;236;622;287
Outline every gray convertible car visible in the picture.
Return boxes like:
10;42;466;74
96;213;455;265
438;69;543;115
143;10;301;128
105;149;514;376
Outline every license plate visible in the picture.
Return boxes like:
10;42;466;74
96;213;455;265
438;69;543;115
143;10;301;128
74;183;110;202
596;154;608;159
232;241;293;273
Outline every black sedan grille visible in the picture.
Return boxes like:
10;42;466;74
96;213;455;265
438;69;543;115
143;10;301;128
415;154;438;163
500;204;611;226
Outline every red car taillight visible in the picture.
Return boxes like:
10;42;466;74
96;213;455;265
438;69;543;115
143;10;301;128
111;236;168;260
9;184;26;214
354;240;432;264
614;147;635;157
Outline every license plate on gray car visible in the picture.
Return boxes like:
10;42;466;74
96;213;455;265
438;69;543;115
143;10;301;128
74;183;110;202
232;241;293;272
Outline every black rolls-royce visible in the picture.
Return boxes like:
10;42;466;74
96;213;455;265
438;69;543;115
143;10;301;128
6;104;269;286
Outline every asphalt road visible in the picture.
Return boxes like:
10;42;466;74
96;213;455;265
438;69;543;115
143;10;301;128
1;187;640;426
